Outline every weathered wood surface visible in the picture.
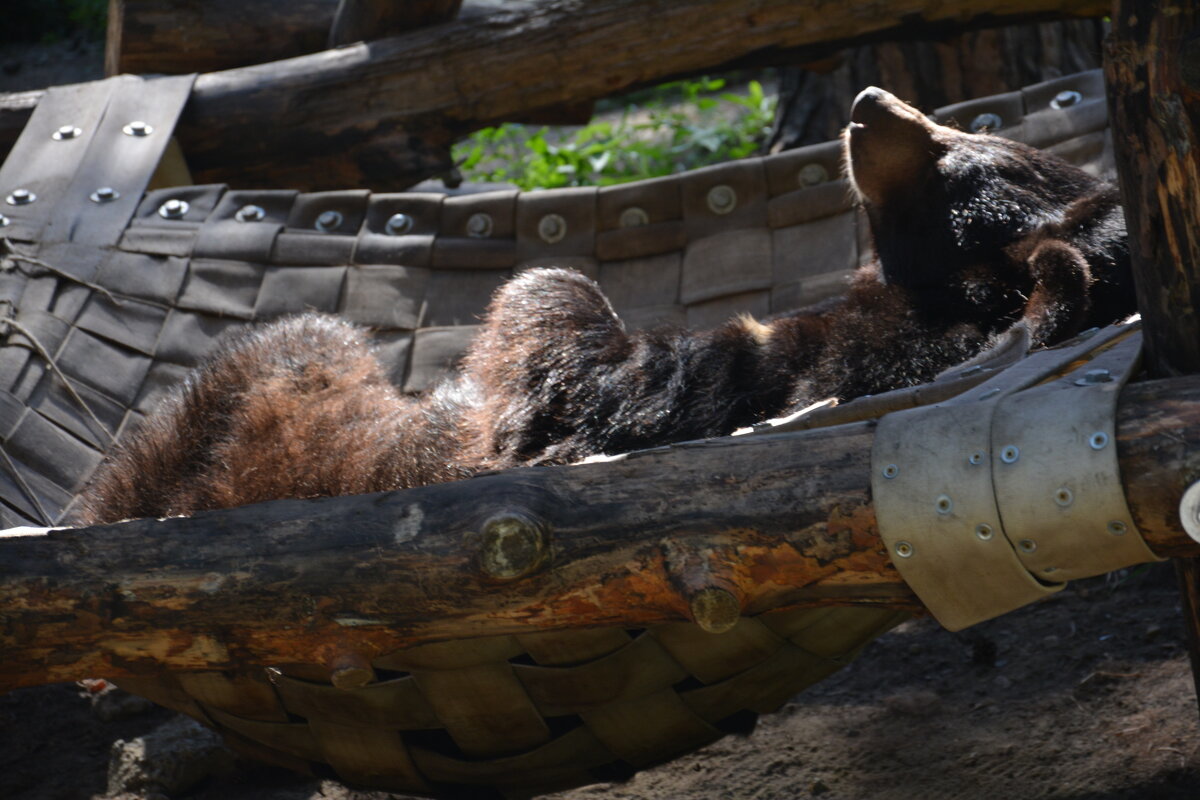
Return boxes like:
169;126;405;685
1105;0;1200;714
2;0;1110;190
328;0;463;46
0;375;1197;691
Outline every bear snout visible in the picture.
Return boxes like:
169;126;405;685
845;87;940;207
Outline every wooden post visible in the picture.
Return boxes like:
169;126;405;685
1104;0;1200;715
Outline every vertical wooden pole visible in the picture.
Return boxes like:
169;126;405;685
1105;0;1200;711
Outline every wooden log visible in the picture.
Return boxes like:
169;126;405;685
1105;0;1200;715
0;375;1198;691
3;0;1110;191
328;0;463;47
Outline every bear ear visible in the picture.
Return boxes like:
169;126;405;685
845;87;941;207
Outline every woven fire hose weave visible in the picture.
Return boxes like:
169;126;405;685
0;70;1114;796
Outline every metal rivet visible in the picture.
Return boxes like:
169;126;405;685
466;212;493;238
315;210;344;233
6;189;35;206
122;120;153;137
1089;431;1109;450
979;388;1001;401
618;206;649;228
1107;520;1128;536
1000;445;1020;464
0;214;8;227
975;523;994;541
90;186;119;204
538;213;567;244
1075;368;1113;386
1054;487;1074;507
689;587;741;635
882;464;899;479
935;494;953;515
968;451;985;466
895;541;914;558
1050;90;1082;110
1018;539;1037;553
970;112;1004;133
798;163;828;187
235;204;266;223
52;125;81;141
385;212;414;236
706;184;737;215
478;512;549;580
157;198;189;220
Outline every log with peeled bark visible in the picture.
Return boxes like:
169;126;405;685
0;374;1197;692
3;0;1110;190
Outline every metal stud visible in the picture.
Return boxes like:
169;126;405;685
1018;539;1037;554
968;451;985;466
122;120;154;137
384;212;414;236
466;212;493;238
1050;90;1082;110
798;163;828;187
0;214;8;227
478;512;549;580
706;184;737;215
970;112;1003;133
1000;445;1020;464
1054;487;1074;507
89;187;119;204
978;388;1000;401
619;206;649;228
157;198;189;220
895;541;914;558
1075;368;1113;386
935;494;953;515
1089;431;1109;450
881;463;898;479
6;189;35;206
52;125;81;141
538;213;567;244
1107;520;1128;536
235;204;266;223
314;210;343;233
975;523;994;541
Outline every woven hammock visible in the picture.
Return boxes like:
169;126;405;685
0;69;1113;797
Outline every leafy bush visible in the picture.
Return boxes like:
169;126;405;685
453;77;776;190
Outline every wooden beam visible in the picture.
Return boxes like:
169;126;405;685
1105;0;1200;719
0;375;1196;691
328;0;463;47
4;0;1110;191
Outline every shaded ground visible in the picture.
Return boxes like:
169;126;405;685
3;565;1199;800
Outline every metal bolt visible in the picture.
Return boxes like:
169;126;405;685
122;120;153;137
689;587;741;635
538;213;567;244
975;524;994;541
935;494;953;515
158;198;189;219
384;212;414;236
706;184;737;215
90;186;119;204
1054;487;1074;507
968;451;985;466
882;463;899;479
52;125;81;141
6;189;35;206
970;112;1004;133
466;212;493;238
798;163;828;187
0;214;8;227
315;210;344;233
895;541;914;558
235;204;266;223
1075;368;1113;386
1050;90;1082;110
478;512;549;580
619;206;649;228
1107;520;1128;536
1018;539;1037;554
1000;445;1020;464
1089;431;1109;450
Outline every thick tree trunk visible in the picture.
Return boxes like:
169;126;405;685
4;0;1109;191
328;0;463;47
0;375;1196;691
1105;0;1200;718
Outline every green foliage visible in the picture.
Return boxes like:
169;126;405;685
454;77;776;191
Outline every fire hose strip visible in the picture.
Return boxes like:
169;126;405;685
872;322;1161;631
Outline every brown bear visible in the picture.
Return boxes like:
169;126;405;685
75;87;1135;525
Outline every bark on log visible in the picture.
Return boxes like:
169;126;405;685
1105;0;1200;717
0;375;1197;691
4;0;1110;191
328;0;463;47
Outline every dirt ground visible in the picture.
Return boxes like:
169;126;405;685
2;565;1199;800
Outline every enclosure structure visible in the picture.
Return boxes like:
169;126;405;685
0;0;1198;797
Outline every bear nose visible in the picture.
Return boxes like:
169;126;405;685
850;87;900;127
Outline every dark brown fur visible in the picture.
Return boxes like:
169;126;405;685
75;88;1137;525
